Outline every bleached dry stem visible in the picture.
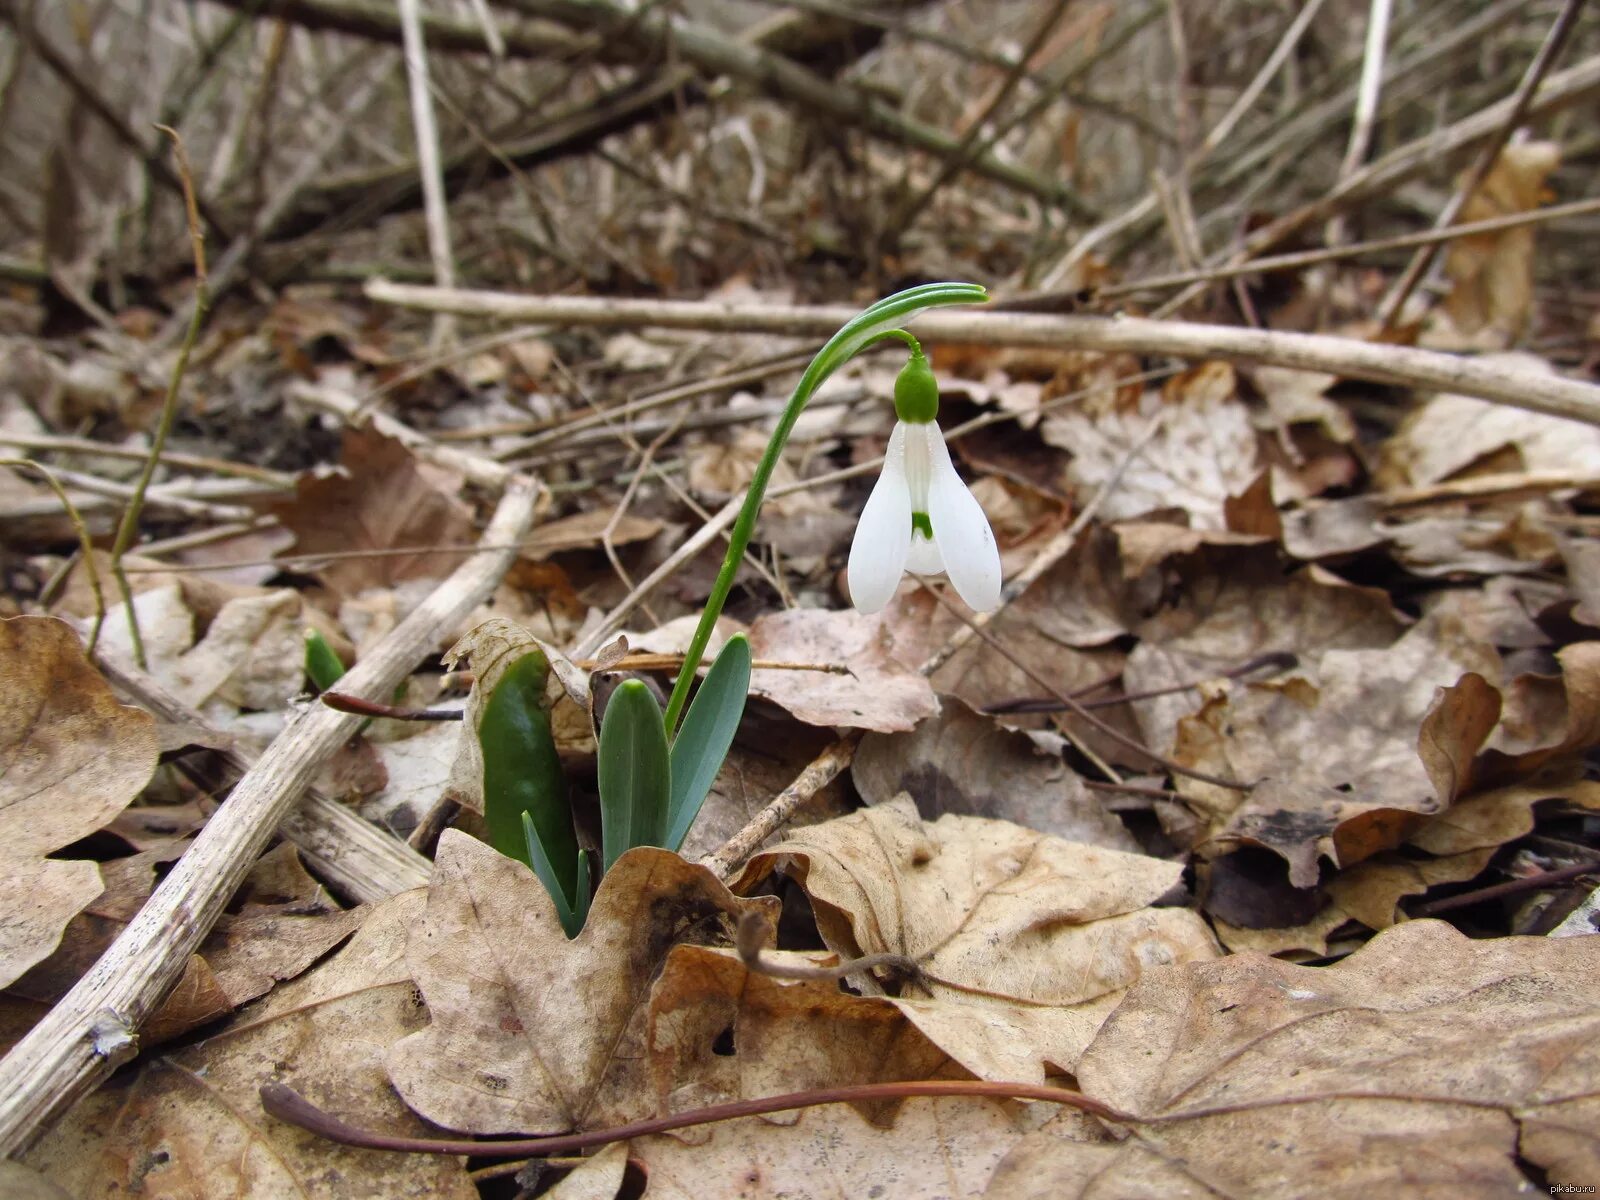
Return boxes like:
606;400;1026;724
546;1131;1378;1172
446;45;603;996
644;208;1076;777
0;478;536;1154
364;283;1600;428
91;644;432;904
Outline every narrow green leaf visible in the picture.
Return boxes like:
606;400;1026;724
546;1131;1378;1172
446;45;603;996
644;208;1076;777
523;813;590;938
480;651;579;901
597;679;671;871
665;634;750;853
303;628;346;692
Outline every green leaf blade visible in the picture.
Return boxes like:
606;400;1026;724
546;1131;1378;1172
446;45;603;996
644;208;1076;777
598;679;672;871
665;633;750;853
523;813;590;938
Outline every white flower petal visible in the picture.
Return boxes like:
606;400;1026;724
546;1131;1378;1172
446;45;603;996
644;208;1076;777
925;425;1002;611
905;532;945;576
847;423;913;614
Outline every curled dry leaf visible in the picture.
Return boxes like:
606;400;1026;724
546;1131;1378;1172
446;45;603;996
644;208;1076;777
1482;642;1600;777
24;890;475;1199
1211;845;1497;956
0;617;158;989
733;797;1219;1080
853;699;1139;851
746;608;937;733
386;830;777;1135
440;616;596;819
1171;617;1503;886
1056;920;1600;1196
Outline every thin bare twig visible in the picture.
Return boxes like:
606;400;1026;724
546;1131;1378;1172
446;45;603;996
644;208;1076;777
397;0;458;346
107;127;208;668
1325;0;1392;246
0;459;105;648
1374;0;1587;329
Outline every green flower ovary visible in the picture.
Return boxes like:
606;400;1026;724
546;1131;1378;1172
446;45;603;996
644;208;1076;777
893;350;940;424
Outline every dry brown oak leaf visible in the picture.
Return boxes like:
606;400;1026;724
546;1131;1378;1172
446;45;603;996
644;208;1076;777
1171;615;1503;886
0;616;158;989
733;796;1219;1080
1122;551;1406;758
24;889;475;1200
853;698;1140;851
386;829;778;1135
987;919;1600;1199
270;425;476;599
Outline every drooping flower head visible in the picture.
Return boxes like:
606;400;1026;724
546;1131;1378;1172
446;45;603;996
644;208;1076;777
846;347;1002;614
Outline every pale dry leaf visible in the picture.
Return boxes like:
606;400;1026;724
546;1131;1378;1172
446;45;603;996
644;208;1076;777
1383;502;1561;578
734;797;1219;1079
0;617;158;988
1043;362;1259;530
387;830;778;1135
1562;537;1600;628
1072;920;1600;1196
1421;576;1558;651
853;699;1139;850
24;889;476;1199
543;1142;627;1200
1171;617;1503;885
1246;363;1355;442
1111;520;1271;577
1441;141;1561;341
92;578;349;719
1377;355;1600;488
361;718;462;840
1280;496;1387;561
746;608;938;733
270;425;477;598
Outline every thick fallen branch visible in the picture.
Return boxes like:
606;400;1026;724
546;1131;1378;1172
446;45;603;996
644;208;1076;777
364;283;1600;428
0;478;537;1155
91;644;432;905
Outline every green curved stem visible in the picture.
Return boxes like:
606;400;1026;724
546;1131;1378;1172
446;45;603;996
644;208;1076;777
661;281;988;738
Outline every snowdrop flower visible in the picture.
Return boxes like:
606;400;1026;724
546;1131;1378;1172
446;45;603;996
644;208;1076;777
847;349;1002;614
